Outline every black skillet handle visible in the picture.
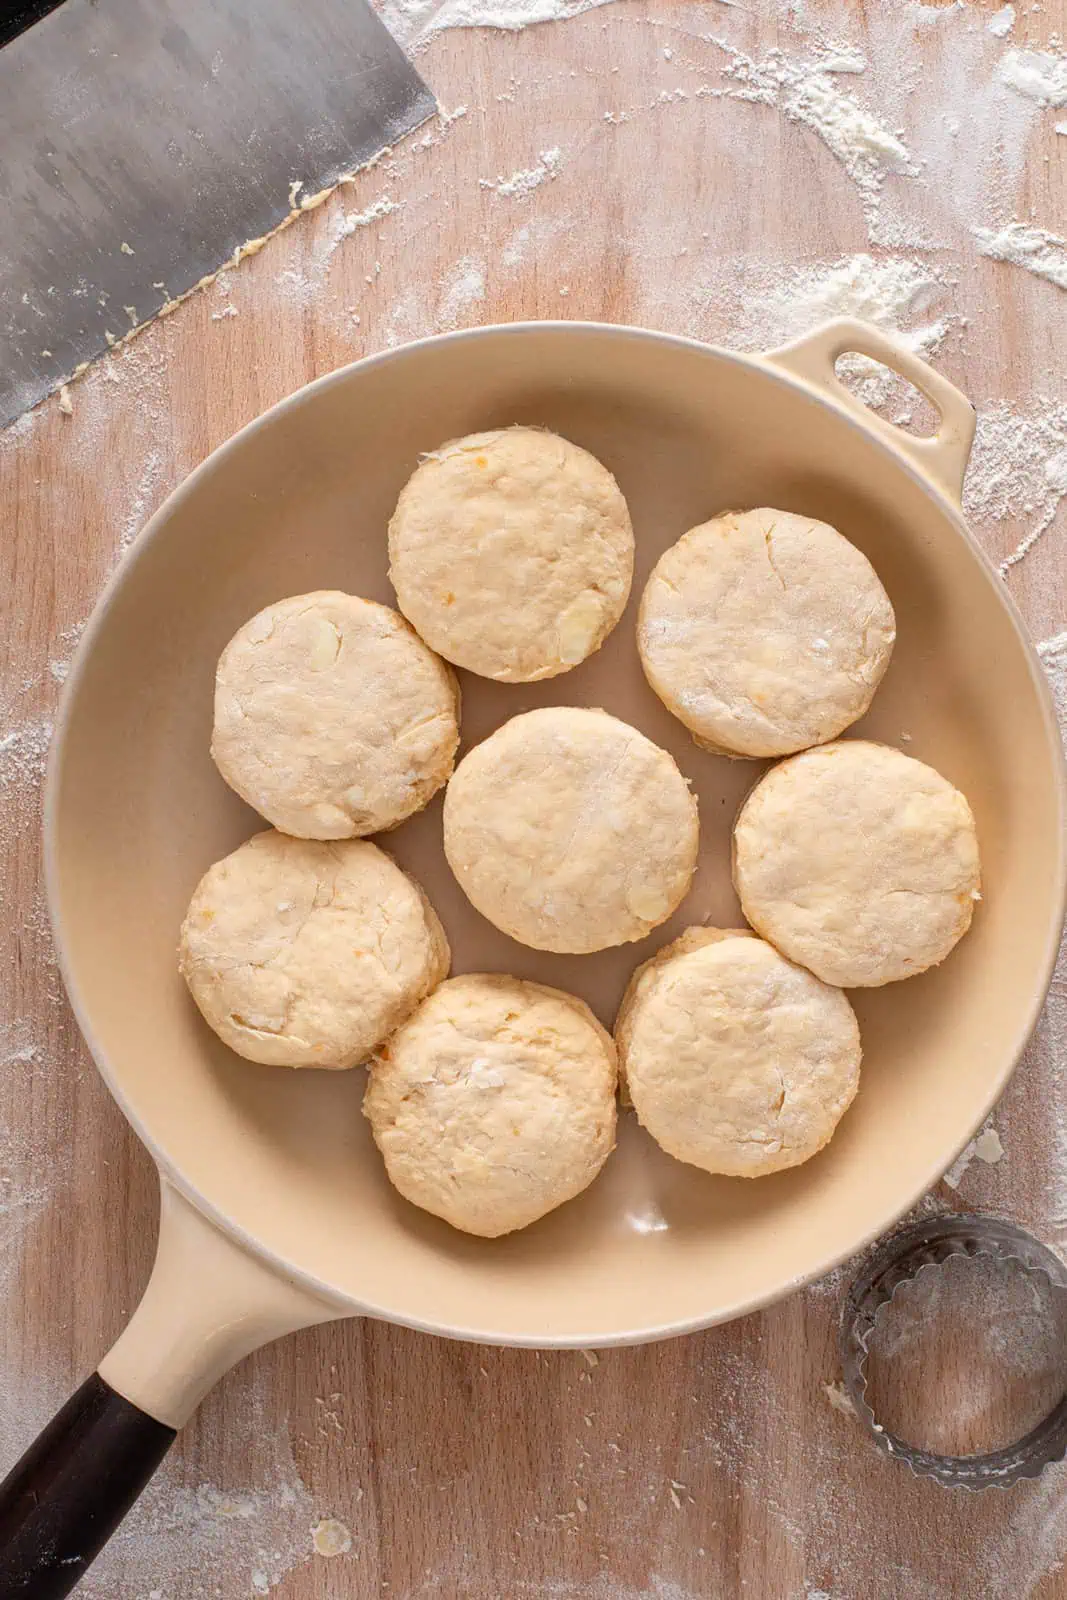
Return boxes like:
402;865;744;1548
0;1372;175;1598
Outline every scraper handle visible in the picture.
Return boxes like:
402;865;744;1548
0;1372;175;1597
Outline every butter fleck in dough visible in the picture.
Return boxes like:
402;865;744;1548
616;927;861;1176
388;428;634;681
733;741;981;987
638;508;895;758
364;973;617;1236
443;706;699;954
212;590;459;838
179;830;449;1068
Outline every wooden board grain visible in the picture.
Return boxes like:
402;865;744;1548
2;2;1067;1596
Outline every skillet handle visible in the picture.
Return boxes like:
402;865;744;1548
762;317;977;505
0;1374;175;1598
0;1179;343;1596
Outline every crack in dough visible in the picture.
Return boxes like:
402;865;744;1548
733;741;981;988
211;591;460;839
615;927;861;1177
638;507;895;759
443;706;699;954
388;427;634;682
364;974;617;1236
179;830;450;1068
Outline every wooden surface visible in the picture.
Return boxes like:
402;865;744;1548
2;1;1067;1595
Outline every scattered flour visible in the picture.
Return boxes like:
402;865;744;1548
118;447;166;555
1038;629;1067;751
730;252;951;408
70;1389;316;1597
960;399;1067;573
374;0;622;48
0;715;52;796
987;5;1016;39
437;255;487;326
713;41;915;244
997;47;1067;108
974;221;1067;292
481;145;564;197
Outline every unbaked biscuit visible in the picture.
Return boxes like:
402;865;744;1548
364;973;617;1236
212;590;459;838
638;508;895;758
733;741;981;987
179;830;449;1067
616;928;861;1176
388;428;634;681
443;706;699;954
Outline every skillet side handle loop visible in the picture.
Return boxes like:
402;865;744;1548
762;317;977;505
0;1374;175;1600
0;1180;344;1598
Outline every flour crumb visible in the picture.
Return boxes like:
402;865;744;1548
210;306;238;320
579;1348;599;1368
998;47;1067;107
120;240;135;256
988;5;1016;37
975;1127;1006;1165
311;1517;352;1557
57;385;73;417
824;1380;855;1417
338;196;403;237
482;146;563;198
943;1122;1004;1189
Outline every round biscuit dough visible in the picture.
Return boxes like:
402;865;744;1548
179;830;450;1067
733;741;981;987
443;707;699;954
211;591;460;838
616;928;861;1176
387;428;634;682
364;973;617;1236
638;508;896;758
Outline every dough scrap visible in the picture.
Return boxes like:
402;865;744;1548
364;973;618;1236
212;591;459;838
388;428;634;681
638;508;895;758
443;706;699;954
733;741;981;987
616;928;861;1176
179;830;449;1067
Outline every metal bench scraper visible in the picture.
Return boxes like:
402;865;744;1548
0;0;436;426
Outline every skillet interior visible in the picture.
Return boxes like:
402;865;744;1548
47;323;1066;1343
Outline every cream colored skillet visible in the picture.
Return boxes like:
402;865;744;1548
0;319;1063;1595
